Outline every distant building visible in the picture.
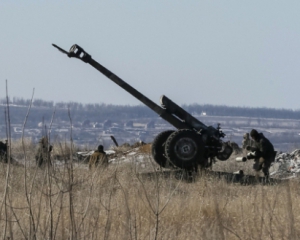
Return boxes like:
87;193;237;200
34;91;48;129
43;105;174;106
93;122;102;128
145;120;155;129
82;119;91;128
112;123;120;128
109;127;123;133
124;120;133;128
103;119;112;129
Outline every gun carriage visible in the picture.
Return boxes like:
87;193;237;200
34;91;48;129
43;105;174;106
53;44;233;170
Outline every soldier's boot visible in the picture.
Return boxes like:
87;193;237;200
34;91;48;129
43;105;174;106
254;171;260;185
263;168;270;184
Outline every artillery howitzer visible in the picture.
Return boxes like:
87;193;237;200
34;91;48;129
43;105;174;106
53;44;233;170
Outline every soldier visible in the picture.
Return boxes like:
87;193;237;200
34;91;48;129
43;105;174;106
35;137;52;167
0;140;8;163
246;129;275;180
89;145;109;170
242;133;251;149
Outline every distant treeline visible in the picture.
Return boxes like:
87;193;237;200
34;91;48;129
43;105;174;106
182;103;300;119
1;97;300;121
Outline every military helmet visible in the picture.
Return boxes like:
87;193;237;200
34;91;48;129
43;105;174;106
250;129;259;138
97;145;104;152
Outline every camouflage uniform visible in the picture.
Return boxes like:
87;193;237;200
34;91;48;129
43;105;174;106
247;130;275;179
242;133;252;149
89;145;108;170
0;141;8;163
35;137;51;167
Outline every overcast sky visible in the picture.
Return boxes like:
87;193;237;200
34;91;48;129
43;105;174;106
1;1;300;110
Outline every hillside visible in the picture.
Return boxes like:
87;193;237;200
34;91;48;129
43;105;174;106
1;100;300;152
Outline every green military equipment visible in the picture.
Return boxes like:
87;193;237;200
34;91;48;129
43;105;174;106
53;44;233;170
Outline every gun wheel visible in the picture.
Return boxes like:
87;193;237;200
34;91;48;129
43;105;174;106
151;130;175;168
165;129;204;169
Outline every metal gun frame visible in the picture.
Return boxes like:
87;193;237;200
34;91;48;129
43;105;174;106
53;44;233;169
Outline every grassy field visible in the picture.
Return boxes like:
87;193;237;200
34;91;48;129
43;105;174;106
0;141;299;239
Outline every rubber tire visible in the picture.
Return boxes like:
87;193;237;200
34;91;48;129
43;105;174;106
165;129;204;169
151;130;174;167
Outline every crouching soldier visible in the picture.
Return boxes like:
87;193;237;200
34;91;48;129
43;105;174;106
89;145;108;170
0;140;8;163
246;129;276;181
242;133;250;149
35;137;53;167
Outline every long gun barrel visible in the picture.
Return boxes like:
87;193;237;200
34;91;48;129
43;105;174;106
53;43;233;167
53;44;189;129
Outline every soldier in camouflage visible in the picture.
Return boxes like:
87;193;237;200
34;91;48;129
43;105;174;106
89;145;109;170
0;140;8;163
242;133;252;149
246;129;275;180
35;137;52;167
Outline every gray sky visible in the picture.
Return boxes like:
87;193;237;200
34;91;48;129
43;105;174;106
1;1;300;109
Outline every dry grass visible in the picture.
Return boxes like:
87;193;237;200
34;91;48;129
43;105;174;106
0;142;299;239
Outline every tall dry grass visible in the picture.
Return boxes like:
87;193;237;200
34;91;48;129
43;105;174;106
2;85;299;239
2;84;299;239
0;142;299;239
